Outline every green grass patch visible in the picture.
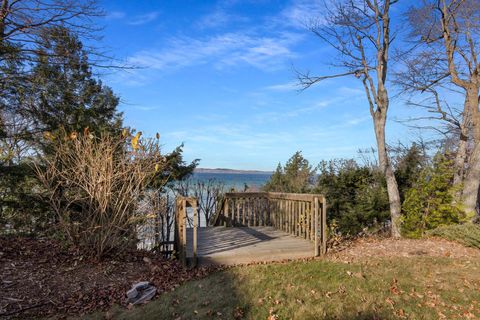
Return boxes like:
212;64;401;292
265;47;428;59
428;223;480;249
83;256;480;320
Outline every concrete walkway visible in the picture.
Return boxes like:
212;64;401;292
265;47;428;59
186;226;315;265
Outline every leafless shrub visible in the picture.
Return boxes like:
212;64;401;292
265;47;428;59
35;130;167;259
137;190;176;253
175;178;225;226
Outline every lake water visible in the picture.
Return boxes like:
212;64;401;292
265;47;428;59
191;172;272;191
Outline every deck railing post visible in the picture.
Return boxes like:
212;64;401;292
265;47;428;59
181;199;187;265
193;199;198;267
224;199;229;227
314;196;319;257
174;199;179;257
270;198;274;227
321;196;327;255
244;199;247;226
236;200;240;226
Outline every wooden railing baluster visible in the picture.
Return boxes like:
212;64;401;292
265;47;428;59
211;192;326;257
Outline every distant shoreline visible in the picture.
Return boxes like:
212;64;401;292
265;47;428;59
194;168;273;175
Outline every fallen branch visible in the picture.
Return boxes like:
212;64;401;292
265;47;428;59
0;302;50;317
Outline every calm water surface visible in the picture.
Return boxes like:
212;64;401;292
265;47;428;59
191;172;272;190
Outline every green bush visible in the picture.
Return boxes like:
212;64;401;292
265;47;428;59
264;151;315;193
316;159;390;236
428;223;480;249
401;154;465;238
0;162;52;235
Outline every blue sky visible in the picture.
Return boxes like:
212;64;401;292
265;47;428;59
97;0;440;171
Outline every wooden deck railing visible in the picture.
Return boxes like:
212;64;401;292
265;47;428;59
175;197;198;267
174;192;327;266
212;192;327;256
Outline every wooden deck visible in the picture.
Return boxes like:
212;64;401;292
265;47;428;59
186;226;315;265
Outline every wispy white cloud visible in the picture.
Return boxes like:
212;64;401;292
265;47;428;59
277;0;325;29
163;116;369;160
106;11;126;20
165;123;295;151
127;31;303;74
196;9;248;29
346;115;370;126
264;81;301;92
197;10;230;28
253;100;331;123
337;86;365;97
194;113;227;122
128;12;160;25
132;105;158;111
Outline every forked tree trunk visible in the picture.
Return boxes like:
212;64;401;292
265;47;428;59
373;110;402;238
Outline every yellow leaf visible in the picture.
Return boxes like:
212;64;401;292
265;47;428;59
155;163;159;172
131;132;142;150
122;128;128;138
44;131;53;140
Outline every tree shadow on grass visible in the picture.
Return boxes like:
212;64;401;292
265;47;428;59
322;312;396;320
89;270;244;320
84;259;407;320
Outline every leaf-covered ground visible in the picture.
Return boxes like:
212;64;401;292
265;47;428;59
0;236;217;319
86;238;480;320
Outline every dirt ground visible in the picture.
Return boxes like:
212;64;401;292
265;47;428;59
0;236;217;319
329;236;480;262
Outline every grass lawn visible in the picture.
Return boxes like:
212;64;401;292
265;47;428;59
84;256;480;320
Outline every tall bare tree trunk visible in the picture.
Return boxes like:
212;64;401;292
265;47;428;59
463;142;480;219
453;95;472;194
453;134;467;187
462;87;480;219
373;108;402;238
300;0;402;237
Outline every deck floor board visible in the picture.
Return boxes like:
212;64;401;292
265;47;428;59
186;226;314;265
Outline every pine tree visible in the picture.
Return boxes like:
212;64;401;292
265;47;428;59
264;163;285;192
263;152;315;193
26;26;123;142
395;143;425;202
401;154;465;238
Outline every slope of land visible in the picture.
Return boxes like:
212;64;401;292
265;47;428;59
86;237;480;320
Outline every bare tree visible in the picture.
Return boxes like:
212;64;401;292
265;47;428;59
192;179;225;225
0;0;104;64
137;190;176;254
175;178;225;226
394;51;467;186
407;0;480;218
298;0;402;237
